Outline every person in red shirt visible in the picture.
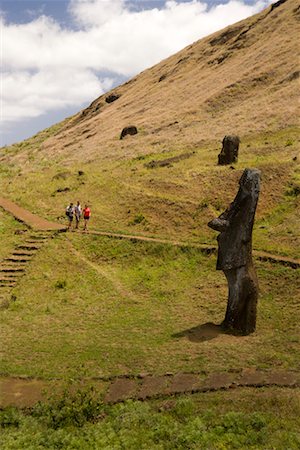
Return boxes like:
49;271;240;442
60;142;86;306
83;204;91;231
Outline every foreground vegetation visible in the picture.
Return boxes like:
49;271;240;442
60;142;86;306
1;4;299;445
1;386;299;450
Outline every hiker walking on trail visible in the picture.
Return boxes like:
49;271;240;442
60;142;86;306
83;204;91;231
74;201;82;229
66;202;74;230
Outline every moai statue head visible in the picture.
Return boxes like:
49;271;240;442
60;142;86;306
218;135;240;165
208;168;261;270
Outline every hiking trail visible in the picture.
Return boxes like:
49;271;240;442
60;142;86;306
0;369;299;408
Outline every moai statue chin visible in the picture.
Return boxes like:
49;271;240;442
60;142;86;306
208;168;261;335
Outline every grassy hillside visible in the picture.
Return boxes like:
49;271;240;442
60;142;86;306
0;2;299;447
1;234;299;379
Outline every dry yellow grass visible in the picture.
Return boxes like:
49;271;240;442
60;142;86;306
37;0;300;162
0;0;299;256
2;0;299;166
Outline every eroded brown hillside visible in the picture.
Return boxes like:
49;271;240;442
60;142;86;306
34;0;300;163
1;0;299;257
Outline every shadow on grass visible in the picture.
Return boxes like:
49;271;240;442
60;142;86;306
173;322;224;343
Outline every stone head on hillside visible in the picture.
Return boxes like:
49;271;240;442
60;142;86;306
218;135;240;165
120;126;138;140
208;168;261;335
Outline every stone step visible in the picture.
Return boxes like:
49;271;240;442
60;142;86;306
0;275;19;280
27;239;48;243
0;271;23;278
12;252;34;257
5;257;32;263
17;245;40;251
0;267;25;273
0;261;27;267
0;281;16;287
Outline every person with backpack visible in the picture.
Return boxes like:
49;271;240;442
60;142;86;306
74;201;82;229
66;202;74;230
83;204;91;231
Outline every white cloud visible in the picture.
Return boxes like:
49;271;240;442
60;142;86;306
2;68;112;122
1;0;273;127
69;0;126;27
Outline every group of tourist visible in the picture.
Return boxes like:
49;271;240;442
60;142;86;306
65;201;91;231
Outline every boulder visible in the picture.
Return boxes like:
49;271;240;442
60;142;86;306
105;93;120;104
120;126;138;140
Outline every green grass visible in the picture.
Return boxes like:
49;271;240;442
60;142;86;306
1;233;299;379
0;211;27;260
0;127;299;257
0;387;299;449
0;127;299;448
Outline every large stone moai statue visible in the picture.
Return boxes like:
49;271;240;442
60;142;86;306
218;135;240;165
208;168;261;335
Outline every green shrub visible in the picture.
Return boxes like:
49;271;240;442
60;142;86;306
131;213;146;225
0;407;20;428
32;386;104;429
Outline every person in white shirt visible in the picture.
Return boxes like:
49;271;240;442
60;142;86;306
74;201;82;229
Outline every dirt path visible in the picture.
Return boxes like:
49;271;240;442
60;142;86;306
77;230;300;269
1;195;299;268
0;196;66;231
0;369;299;407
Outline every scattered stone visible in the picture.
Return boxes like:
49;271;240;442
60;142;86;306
218;135;240;165
78;170;85;176
158;74;167;82
14;230;28;235
281;71;300;83
55;187;70;193
120;126;138;140
271;0;287;12
105;93;120;103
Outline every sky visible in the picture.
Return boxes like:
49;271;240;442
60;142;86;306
0;0;274;146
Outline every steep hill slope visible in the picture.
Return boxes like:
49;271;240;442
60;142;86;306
1;0;299;256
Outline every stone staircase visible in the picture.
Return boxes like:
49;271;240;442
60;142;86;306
0;232;54;306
